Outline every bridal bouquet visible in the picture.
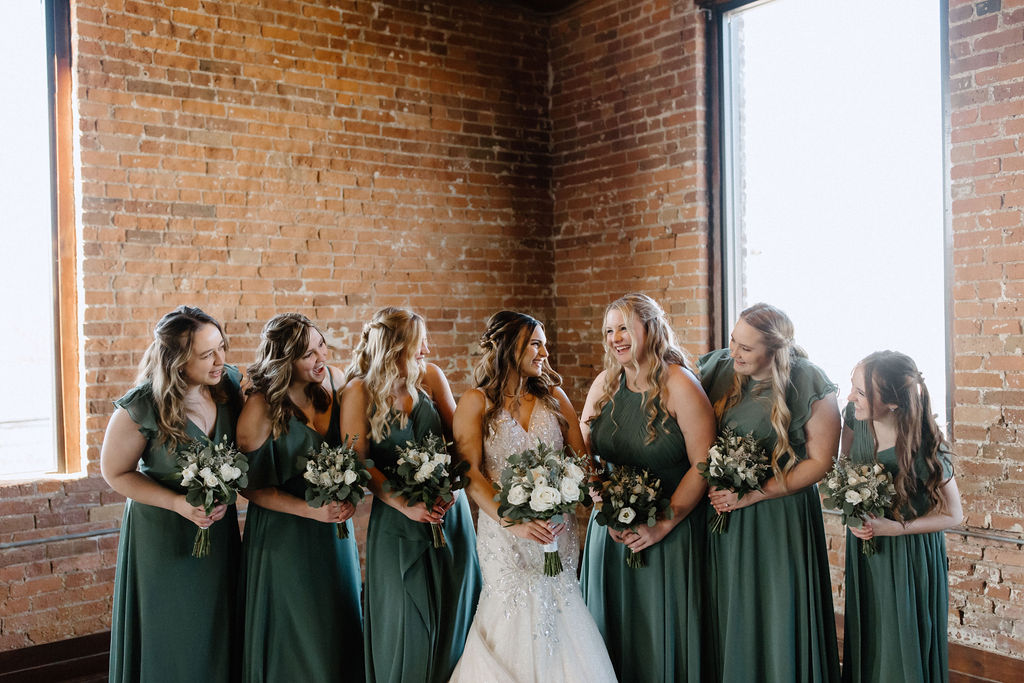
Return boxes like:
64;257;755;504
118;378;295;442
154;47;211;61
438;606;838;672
172;435;248;558
820;457;896;557
494;442;588;577
299;437;372;539
696;428;770;534
385;433;469;548
590;464;671;569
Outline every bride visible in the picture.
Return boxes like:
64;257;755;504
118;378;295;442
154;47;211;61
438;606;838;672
449;311;617;683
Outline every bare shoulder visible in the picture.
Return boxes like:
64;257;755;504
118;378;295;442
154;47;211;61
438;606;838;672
457;387;487;412
325;365;345;391
664;363;704;397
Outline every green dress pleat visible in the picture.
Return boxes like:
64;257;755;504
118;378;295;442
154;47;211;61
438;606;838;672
580;377;706;683
363;392;481;683
841;402;952;683
108;365;243;683
699;348;841;683
240;380;364;683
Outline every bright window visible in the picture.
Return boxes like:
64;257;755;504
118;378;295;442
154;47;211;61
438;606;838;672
718;0;948;423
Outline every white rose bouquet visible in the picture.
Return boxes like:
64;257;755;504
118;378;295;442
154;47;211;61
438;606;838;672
298;437;372;539
820;457;896;557
493;442;588;577
696;428;771;534
590;464;671;569
172;435;248;558
384;433;469;548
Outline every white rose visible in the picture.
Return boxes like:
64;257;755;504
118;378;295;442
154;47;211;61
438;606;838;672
564;462;585;482
507;484;530;506
559;477;580;503
847;474;859;486
181;463;198;485
414;461;437;483
343;470;358;486
617;507;636;524
858;487;873;502
529;485;561;512
432;452;449;465
200;467;219;488
845;490;863;505
320;471;334;487
708;445;721;459
331;470;345;484
219;463;240;482
873;463;884;475
532;475;548;488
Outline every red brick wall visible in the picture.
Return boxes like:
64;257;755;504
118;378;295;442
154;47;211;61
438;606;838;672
1;0;552;649
549;0;712;403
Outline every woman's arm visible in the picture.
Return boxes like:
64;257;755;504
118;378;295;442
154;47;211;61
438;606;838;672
624;366;715;552
339;377;441;524
100;409;224;526
710;393;841;512
578;370;608;458
423;363;457;441
851;476;964;539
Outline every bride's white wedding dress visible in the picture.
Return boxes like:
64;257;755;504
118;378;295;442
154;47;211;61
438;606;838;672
449;402;617;683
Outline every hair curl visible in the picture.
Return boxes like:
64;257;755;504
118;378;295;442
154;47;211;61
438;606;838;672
246;313;331;439
713;302;808;483
472;311;566;437
588;293;695;444
344;307;426;442
136;305;229;449
859;350;948;521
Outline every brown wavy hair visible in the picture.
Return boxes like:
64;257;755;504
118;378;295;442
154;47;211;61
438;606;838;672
246;313;331;438
136;305;230;449
472;311;567;437
859;350;948;521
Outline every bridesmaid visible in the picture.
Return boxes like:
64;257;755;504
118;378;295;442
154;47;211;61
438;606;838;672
340;307;480;683
841;351;962;683
580;293;716;682
237;313;363;682
700;302;841;683
100;306;242;682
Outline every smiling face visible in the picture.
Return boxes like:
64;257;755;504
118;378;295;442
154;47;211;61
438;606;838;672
180;323;226;387
604;307;647;367
291;326;328;386
729;318;773;381
517;325;549;378
848;364;891;421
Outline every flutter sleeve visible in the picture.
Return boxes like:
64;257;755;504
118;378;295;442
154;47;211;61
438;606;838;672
784;357;838;454
113;383;160;441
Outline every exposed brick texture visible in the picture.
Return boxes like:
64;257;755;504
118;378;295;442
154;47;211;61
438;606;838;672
1;0;1022;665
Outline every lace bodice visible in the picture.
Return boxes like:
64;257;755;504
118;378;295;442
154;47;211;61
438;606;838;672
482;402;564;483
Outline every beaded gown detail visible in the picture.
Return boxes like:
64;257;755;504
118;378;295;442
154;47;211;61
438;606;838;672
449;402;617;683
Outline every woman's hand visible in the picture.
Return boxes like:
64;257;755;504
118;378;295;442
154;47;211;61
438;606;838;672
173;498;226;528
392;499;446;525
849;515;901;539
617;520;672;553
305;501;353;524
708;486;763;514
504;518;566;545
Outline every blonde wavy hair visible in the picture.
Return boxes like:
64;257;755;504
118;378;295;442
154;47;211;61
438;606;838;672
713;302;808;483
588;293;695;444
344;307;427;443
472;311;567;438
247;313;331;439
859;350;948;521
136;305;230;449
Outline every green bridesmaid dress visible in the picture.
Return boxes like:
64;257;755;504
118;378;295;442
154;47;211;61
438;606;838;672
108;365;243;683
700;348;841;683
363;391;481;683
841;402;953;683
241;376;364;682
580;376;707;682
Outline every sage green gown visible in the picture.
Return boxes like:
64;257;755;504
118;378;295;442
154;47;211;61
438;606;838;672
363;392;481;683
699;348;841;683
841;402;953;683
241;380;363;682
580;376;706;682
108;365;243;683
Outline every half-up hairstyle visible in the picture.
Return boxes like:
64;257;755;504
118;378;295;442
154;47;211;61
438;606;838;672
344;307;427;442
136;305;229;449
472;311;567;437
713;302;808;482
859;350;948;521
247;313;331;439
589;293;695;444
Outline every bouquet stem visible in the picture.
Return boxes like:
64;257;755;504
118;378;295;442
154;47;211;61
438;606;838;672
709;510;730;534
625;548;646;569
542;522;562;577
861;537;877;557
430;522;447;549
192;527;211;558
336;522;348;539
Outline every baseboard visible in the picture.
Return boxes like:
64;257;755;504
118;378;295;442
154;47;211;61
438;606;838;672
0;632;108;683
